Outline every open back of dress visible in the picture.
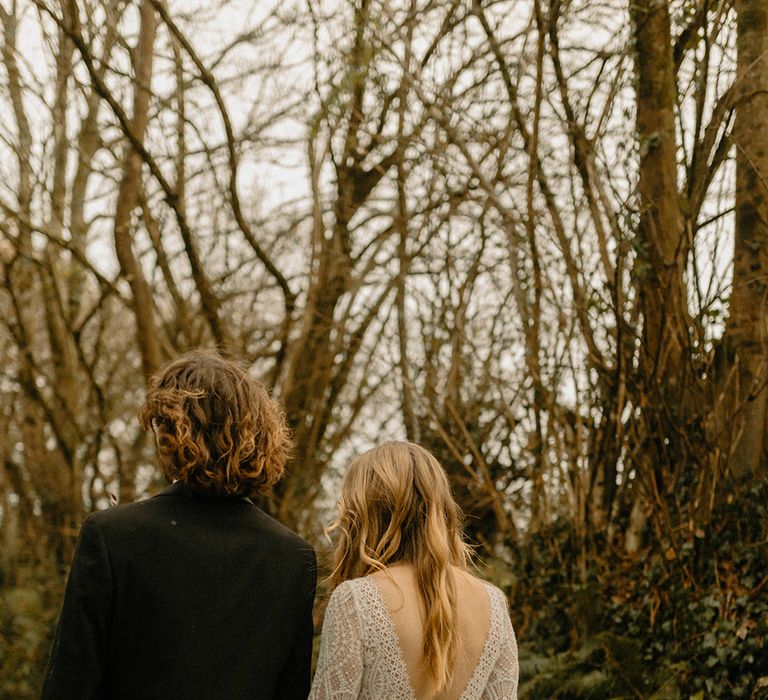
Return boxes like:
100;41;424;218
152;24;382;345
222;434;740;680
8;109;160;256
309;566;519;700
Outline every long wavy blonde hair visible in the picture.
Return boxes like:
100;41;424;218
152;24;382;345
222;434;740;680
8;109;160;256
328;441;472;692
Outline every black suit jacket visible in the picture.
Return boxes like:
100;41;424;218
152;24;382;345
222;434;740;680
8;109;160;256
42;482;317;700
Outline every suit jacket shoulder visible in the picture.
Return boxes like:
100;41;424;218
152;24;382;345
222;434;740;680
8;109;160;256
43;482;317;700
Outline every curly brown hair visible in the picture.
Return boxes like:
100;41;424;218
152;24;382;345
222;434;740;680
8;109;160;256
139;349;291;497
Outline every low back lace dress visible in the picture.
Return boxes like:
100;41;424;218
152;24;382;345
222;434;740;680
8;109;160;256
309;576;518;700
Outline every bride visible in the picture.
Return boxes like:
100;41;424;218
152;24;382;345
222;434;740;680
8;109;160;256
309;441;518;700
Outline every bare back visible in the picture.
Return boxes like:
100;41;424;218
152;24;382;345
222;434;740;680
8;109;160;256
370;564;493;700
309;565;519;700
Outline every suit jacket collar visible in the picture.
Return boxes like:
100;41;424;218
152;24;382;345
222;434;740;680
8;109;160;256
154;480;254;504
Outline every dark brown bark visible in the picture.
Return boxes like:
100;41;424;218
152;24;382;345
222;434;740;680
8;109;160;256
626;0;692;552
725;0;768;480
631;0;688;382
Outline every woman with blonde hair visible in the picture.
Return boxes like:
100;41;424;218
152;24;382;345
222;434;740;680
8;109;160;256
309;441;518;699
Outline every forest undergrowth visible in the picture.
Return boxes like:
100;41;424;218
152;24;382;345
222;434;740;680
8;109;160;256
498;479;768;699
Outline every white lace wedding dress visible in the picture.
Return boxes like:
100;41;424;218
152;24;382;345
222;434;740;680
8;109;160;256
309;576;519;700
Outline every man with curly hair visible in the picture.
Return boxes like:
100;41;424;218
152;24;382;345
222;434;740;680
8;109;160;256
42;349;317;699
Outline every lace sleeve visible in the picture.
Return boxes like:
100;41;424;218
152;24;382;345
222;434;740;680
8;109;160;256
483;588;519;700
309;581;364;700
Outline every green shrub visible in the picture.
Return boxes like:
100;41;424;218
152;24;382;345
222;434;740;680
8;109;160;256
496;479;768;700
0;555;62;698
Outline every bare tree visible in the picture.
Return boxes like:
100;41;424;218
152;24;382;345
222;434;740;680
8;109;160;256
723;0;768;481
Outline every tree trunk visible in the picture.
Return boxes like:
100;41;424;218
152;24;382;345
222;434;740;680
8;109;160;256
725;0;768;481
628;0;690;551
632;0;688;382
113;0;161;382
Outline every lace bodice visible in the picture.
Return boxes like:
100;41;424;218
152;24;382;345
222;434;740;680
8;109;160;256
309;576;518;700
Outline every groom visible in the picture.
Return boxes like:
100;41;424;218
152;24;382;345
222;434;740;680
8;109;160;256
42;350;317;699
